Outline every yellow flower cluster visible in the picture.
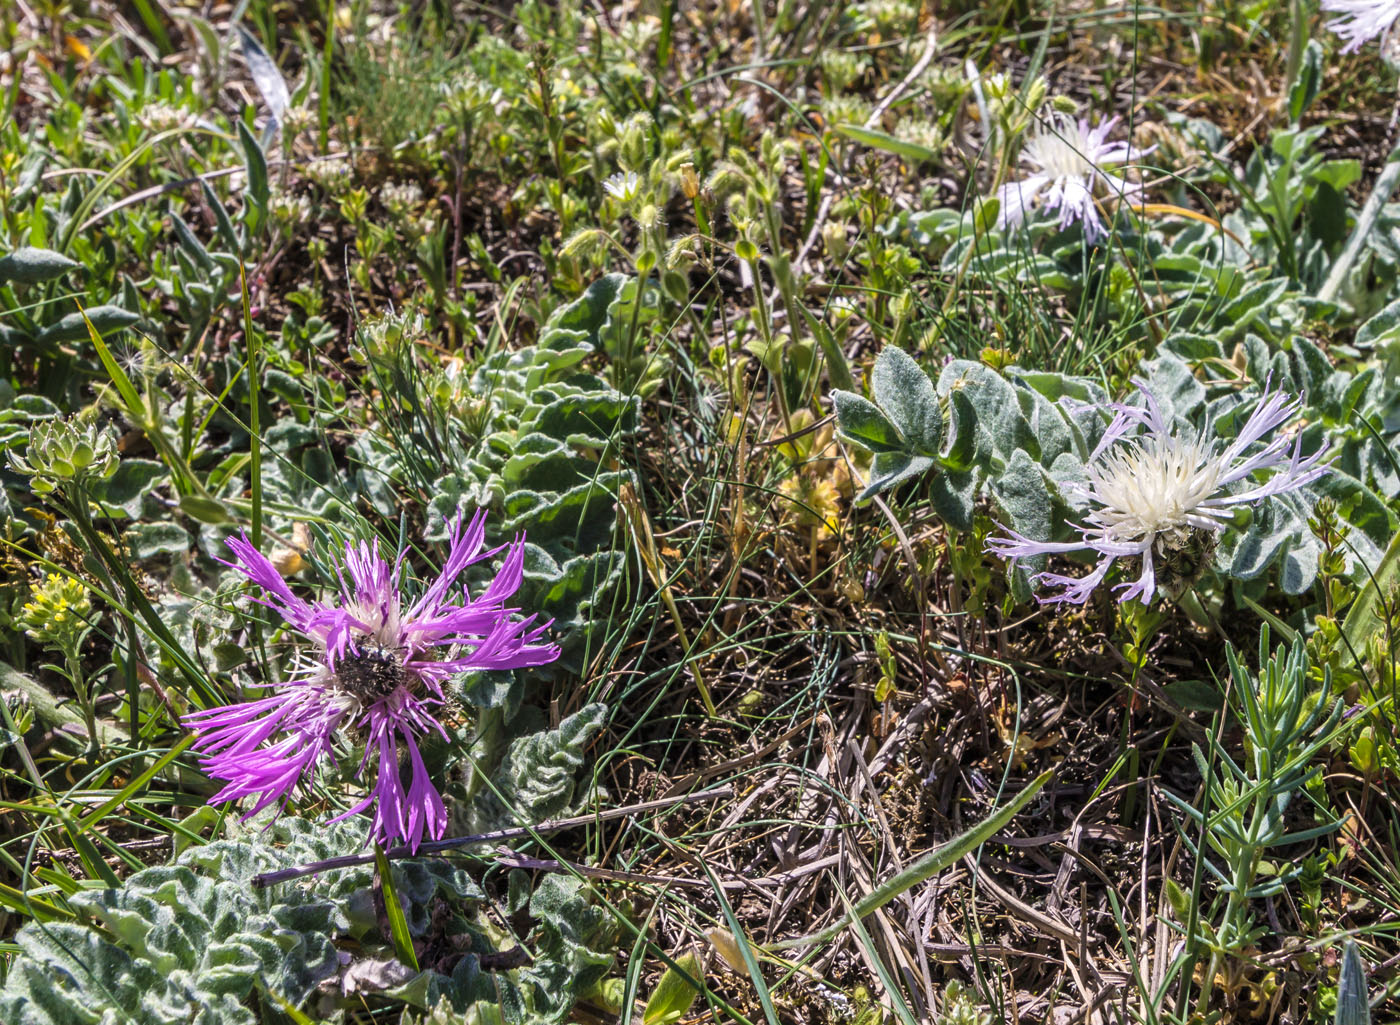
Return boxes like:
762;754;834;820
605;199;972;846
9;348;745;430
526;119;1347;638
19;573;93;652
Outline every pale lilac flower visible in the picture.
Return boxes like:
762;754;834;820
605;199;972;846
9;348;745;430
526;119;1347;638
986;381;1329;604
185;511;559;851
1322;0;1400;53
996;113;1144;243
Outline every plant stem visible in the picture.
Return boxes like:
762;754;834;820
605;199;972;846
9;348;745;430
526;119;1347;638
1318;135;1400;303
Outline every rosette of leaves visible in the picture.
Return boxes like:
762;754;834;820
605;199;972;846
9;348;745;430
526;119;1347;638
0;817;372;1025
835;341;1390;604
0;810;616;1025
422;275;643;673
832;345;1098;573
1;122;267;370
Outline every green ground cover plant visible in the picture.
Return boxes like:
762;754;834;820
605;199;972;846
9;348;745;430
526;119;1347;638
4;0;1400;1022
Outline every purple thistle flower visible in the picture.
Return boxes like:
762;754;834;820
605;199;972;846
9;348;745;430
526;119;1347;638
996;113;1146;243
1322;0;1400;53
184;510;560;851
986;380;1329;605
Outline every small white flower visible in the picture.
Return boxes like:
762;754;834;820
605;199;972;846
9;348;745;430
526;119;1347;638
306;157;354;191
1322;0;1400;52
380;180;423;215
138;102;192;134
603;171;642;204
996;112;1144;242
270;190;312;228
986;380;1329;604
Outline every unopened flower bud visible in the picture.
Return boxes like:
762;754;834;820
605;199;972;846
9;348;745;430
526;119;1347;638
11;417;118;495
679;163;699;199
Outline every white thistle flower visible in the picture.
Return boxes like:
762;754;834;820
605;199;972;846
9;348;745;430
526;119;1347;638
1321;0;1400;53
603;171;642;204
996;112;1144;242
986;380;1329;604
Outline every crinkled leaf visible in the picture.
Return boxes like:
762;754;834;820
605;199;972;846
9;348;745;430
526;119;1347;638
472;704;606;830
92;459;168;519
832;390;904;454
871;344;942;454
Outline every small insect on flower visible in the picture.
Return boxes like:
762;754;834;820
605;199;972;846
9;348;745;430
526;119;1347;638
996;111;1145;243
986;380;1329;604
184;511;560;851
1321;0;1400;53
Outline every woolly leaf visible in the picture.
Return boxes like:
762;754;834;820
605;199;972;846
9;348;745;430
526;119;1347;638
938;360;1037;466
92;458;167;519
520;873;617;1022
474;704;607;829
0;247;81;286
36;305;140;346
832;390;903;454
871;344;942;455
1335;941;1372;1025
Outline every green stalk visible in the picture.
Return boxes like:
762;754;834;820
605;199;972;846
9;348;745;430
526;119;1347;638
63;647;97;760
241;264;263;547
1318;137;1400;303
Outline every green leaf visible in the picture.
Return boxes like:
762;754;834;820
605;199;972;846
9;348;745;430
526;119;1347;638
1342;528;1400;657
989;449;1053;568
832;390;903;454
1335;941;1372;1025
0;247;81;286
871;344;942;455
36;305;140;346
832;122;941;165
929;467;977;531
643;952;702;1025
541;273;626;355
1136;353;1205;425
472;704;607;831
521;873;617;1017
938;361;1035;465
92;459;167;519
1287;39;1323;124
1354;296;1400;350
237;120;269;236
179;495;234;524
124;522;192;560
1163;878;1192;921
859;451;936;501
0;818;375;1025
374;846;420;972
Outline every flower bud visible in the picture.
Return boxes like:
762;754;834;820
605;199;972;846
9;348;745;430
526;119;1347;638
678;163;699;199
12;417;118;495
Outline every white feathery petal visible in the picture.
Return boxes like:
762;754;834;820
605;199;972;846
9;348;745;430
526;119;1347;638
985;379;1329;603
1322;0;1400;52
995;112;1145;240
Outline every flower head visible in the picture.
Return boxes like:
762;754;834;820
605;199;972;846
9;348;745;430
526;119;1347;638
1322;0;1400;53
986;381;1329;604
996;112;1144;242
185;511;560;850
